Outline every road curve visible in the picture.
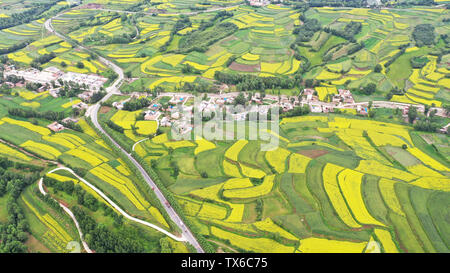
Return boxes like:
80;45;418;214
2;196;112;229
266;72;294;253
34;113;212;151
38;177;93;253
45;167;185;242
44;14;204;252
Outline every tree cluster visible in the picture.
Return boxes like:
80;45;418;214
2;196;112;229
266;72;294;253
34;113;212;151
8;108;65;121
214;71;297;91
412;24;436;47
293;18;321;43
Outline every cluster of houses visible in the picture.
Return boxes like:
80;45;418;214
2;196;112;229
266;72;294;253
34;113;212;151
248;0;271;7
301;88;363;114
46;117;79;133
3;65;107;103
110;91;301;135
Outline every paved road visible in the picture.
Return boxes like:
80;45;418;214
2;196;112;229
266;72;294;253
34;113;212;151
44;14;204;253
302;99;448;118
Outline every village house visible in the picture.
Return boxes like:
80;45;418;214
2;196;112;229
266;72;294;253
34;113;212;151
49;88;61;98
62;117;79;124
144;110;160;121
357;105;368;115
249;0;270;7
303;88;319;102
72;101;88;110
61;72;107;92
310;104;323;113
47;122;64;132
78;91;93;101
3;66;60;85
172;120;193;135
160;116;171;127
322;105;334;113
112;101;124;110
338;89;355;104
130;92;148;99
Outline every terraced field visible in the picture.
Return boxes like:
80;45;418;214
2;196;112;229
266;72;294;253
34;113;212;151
131;114;450;253
302;7;449;105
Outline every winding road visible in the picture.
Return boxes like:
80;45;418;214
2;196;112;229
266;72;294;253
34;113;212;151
43;167;185;242
44;11;204;253
38;177;93;253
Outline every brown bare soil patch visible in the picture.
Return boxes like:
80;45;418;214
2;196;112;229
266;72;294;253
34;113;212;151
99;106;111;114
298;149;328;158
79;3;104;9
229;61;260;72
26;234;51;253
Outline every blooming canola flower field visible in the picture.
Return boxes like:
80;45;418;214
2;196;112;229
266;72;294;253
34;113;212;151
130;113;449;253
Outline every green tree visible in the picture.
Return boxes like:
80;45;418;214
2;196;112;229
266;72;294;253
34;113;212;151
408;106;418;124
374;64;382;73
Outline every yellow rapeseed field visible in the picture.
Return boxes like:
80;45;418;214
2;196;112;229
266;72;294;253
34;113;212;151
178;198;202;216
223;160;242;177
148;207;169;228
162;54;186;67
374;228;399;253
22;197;72;244
225;203;245;222
110;110;141;130
190;183;223;201
90;163;150;210
0;142;32;161
2;117;51;135
20;140;61;159
323;163;362;228
197;202;228;220
223;175;274;199
316;70;341;80
164;140;195;149
223;178;254;190
135;120;158;135
298;237;367;253
241;52;260;61
355;160;417;182
260;62;282;74
280;116;327;124
225;139;248;161
194;137;216;155
61;99;81;109
288;153;311;173
253;218;298;241
78;118;98;138
265;147;290;173
407;164;444;177
338;169;385;226
410;177;450;192
239;163;266;179
211;226;295;253
408;148;450;172
65;146;108;167
152;133;168;144
378;178;405;216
